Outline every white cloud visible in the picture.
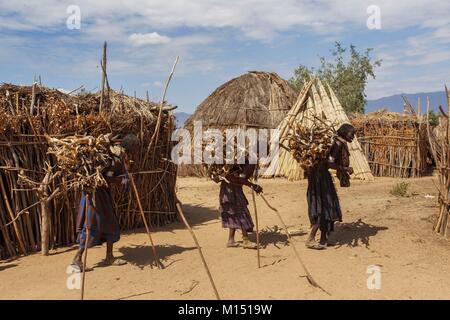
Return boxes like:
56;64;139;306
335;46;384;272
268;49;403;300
129;32;171;46
0;1;449;40
1;0;450;101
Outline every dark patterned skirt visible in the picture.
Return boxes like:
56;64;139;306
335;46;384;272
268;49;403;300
219;182;254;232
307;162;342;233
76;188;120;249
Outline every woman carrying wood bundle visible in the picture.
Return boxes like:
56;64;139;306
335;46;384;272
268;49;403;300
70;134;140;271
219;162;263;249
305;123;355;250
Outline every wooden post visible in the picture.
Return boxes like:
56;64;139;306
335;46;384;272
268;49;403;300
81;194;90;300
99;41;107;113
38;171;52;256
40;199;50;256
30;82;36;115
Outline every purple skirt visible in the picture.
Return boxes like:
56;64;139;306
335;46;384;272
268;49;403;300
219;182;254;232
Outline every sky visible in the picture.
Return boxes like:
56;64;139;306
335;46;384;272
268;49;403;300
0;1;449;113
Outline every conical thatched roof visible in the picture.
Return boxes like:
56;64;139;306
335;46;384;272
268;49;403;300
185;71;298;130
261;78;374;181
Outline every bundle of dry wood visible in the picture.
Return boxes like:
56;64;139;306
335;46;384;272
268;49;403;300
47;134;125;191
203;163;244;183
202;136;253;183
286;122;334;170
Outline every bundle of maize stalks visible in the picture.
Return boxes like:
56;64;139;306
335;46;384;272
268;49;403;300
286;122;334;170
47;134;125;191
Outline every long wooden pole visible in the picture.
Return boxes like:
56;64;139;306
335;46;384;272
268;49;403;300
81;193;90;300
128;167;164;269
143;56;179;167
259;193;330;296
175;197;220;300
99;41;107;113
251;190;261;268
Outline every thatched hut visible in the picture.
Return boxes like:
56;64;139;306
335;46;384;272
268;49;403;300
179;71;298;176
185;71;297;130
351;109;430;178
0;84;177;259
262;79;374;181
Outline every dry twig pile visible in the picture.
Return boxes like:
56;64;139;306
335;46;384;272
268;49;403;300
286;121;334;171
47;134;124;191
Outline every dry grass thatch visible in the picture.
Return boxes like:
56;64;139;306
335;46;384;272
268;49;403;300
0;83;177;259
184;71;298;130
351;109;430;178
179;71;298;176
262;79;373;181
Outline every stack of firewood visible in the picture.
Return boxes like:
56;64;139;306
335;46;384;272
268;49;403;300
286;122;334;170
46;134;124;191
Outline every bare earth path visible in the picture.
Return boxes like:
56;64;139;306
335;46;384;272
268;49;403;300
1;176;449;300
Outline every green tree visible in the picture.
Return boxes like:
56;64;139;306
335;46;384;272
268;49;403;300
290;42;382;113
428;110;440;127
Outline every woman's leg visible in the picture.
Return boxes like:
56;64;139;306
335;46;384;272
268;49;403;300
319;231;327;245
72;248;84;267
308;224;320;242
227;228;238;247
306;224;326;249
106;240;114;261
242;229;257;249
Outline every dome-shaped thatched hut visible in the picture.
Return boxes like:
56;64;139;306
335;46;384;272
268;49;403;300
185;71;298;130
179;71;298;177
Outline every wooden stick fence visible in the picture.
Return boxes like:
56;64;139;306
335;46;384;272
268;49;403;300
352;112;429;178
0;84;178;260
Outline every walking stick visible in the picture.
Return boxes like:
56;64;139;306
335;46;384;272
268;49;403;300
81;193;90;300
124;155;164;269
129;173;164;269
259;193;330;296
251;189;261;268
175;197;221;300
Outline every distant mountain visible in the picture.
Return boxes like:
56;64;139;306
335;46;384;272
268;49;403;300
366;91;447;113
174;112;191;127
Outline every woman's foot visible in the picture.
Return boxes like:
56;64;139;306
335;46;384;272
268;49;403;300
69;260;94;273
97;257;128;267
242;239;258;250
305;240;326;250
226;241;240;248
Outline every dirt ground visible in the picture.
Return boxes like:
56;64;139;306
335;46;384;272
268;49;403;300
1;176;449;300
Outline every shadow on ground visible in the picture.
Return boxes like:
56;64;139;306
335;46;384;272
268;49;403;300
247;225;307;249
178;203;220;227
118;244;196;269
0;263;18;271
122;204;220;236
333;219;388;248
